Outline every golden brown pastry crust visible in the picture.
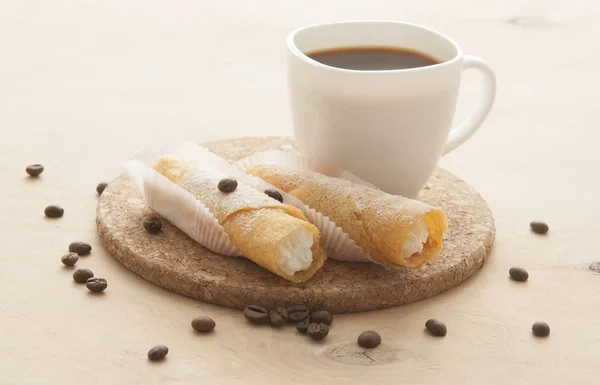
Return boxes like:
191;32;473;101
246;164;447;268
152;156;326;282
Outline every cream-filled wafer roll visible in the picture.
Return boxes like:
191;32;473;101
246;165;447;269
153;156;326;282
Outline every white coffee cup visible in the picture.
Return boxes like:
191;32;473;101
287;20;496;198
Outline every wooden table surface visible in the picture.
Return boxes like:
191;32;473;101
1;1;598;384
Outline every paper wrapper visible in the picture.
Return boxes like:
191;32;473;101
233;150;380;264
121;143;241;256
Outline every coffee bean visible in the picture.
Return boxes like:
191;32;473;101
44;205;64;218
86;277;107;293
532;321;550;337
143;217;162;234
244;305;268;324
286;304;310;323
218;178;238;193
69;241;92;256
73;268;94;283
307;323;329;341
191;316;216;332
264;189;283;203
310;310;333;326
61;252;79;266
96;182;108;195
358;331;381;348
425;318;447;336
296;318;310;334
147;345;168;361
268;307;288;327
509;267;529;282
530;221;549;234
26;164;44;177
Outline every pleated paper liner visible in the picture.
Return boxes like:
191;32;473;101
124;142;380;264
121;144;241;257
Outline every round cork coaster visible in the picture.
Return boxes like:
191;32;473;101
97;137;495;314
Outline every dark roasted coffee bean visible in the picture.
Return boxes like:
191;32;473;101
218;178;238;193
307;323;329;341
425;318;447;336
296;318;310;334
26;164;44;177
191;316;216;332
44;205;64;218
61;252;79;266
509;267;529;282
69;241;92;256
310;310;333;326
143;217;162;234
86;277;107;293
96;182;108;195
530;221;549;234
73;268;94;283
264;189;283;203
358;331;381;348
287;304;310;323
147;345;168;361
244;305;268;324
268;307;288;327
532;321;550;337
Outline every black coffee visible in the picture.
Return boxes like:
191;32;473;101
307;46;438;71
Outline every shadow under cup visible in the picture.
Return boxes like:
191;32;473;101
287;21;465;198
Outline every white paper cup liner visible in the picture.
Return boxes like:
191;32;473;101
233;150;379;264
121;144;241;257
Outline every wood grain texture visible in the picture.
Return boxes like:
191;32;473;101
3;1;600;384
96;137;495;313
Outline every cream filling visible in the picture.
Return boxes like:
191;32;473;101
276;228;314;276
402;220;429;260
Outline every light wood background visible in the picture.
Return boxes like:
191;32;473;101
0;1;598;384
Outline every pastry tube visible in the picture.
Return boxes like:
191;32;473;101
152;156;326;282
246;165;448;269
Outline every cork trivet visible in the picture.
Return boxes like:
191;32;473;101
96;137;495;314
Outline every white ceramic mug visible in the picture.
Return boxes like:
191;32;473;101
287;20;496;198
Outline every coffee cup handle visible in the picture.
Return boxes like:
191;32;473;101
443;55;497;155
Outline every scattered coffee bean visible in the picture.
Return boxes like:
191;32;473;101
86;277;107;292
310;310;333;326
425;318;447;336
61;252;79;266
358;331;381;348
509;267;529;282
296;318;310;334
530;221;549;235
73;268;94;283
26;164;44;177
244;305;268;324
532;321;550;337
307;323;329;341
143;217;162;234
287;304;310;323
218;178;238;193
264;189;283;203
191;316;216;332
147;345;169;361
69;241;92;256
268;307;288;327
96;182;108;195
44;205;64;218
